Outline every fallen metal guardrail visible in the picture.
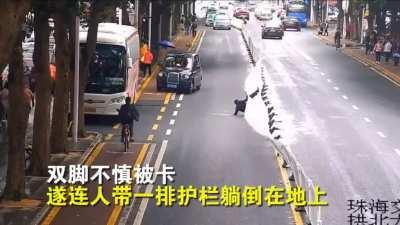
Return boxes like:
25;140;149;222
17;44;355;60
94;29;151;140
254;42;322;225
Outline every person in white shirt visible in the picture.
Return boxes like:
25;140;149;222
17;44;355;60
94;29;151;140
383;39;393;62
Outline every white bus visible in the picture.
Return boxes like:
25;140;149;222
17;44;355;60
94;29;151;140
80;23;140;116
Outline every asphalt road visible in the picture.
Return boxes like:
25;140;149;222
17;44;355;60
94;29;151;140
246;14;400;225
128;28;292;224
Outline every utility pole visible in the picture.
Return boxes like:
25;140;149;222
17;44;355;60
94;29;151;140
148;1;152;50
135;0;139;27
118;8;122;25
311;0;315;24
73;15;79;143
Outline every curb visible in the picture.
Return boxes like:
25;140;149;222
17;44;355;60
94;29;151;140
344;50;400;86
31;131;103;225
188;29;205;53
314;32;400;87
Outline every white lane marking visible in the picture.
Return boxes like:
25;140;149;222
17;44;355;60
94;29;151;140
171;93;176;101
377;131;386;138
333;86;340;91
172;111;178;116
395;149;400;157
327;79;332;83
195;30;206;53
165;129;172;135
364;117;371;123
298;50;313;62
342;95;349;100
118;143;157;225
132;140;168;225
320;72;325;76
176;103;181;108
179;94;184;101
169;119;175;125
352;105;359;110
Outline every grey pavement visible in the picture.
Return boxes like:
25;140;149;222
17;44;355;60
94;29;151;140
246;13;400;225
136;27;292;225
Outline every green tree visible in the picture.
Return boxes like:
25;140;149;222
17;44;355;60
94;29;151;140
0;0;32;75
50;0;77;154
77;0;126;137
2;29;30;201
30;0;51;176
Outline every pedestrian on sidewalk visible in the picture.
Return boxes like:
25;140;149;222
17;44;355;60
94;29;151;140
191;14;197;37
141;47;154;76
364;33;371;55
373;39;383;63
24;83;35;112
0;82;8;122
191;21;197;38
318;22;324;35
184;17;191;35
392;40;400;66
323;21;329;36
383;39;392;62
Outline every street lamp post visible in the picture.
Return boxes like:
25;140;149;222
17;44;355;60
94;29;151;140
148;1;152;49
73;15;79;143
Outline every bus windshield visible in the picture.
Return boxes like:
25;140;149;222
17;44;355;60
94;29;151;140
84;44;126;94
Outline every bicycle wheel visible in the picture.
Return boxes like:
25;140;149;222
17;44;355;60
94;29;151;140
124;135;128;152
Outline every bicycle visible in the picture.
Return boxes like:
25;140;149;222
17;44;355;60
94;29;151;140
122;124;130;152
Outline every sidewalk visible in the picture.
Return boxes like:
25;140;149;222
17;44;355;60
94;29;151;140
12;28;204;225
0;130;102;225
314;26;400;86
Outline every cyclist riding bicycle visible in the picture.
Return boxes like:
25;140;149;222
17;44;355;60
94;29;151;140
118;97;139;142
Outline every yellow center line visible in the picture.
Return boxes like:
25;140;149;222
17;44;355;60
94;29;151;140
41;143;106;225
152;124;159;130
273;148;304;225
163;92;172;105
160;106;166;113
106;143;150;225
134;67;159;104
156;115;163;121
40;207;62;225
84;143;105;166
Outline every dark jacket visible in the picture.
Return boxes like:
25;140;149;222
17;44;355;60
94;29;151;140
235;96;248;112
119;103;139;124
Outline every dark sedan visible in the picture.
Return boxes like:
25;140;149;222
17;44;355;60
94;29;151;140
282;17;301;31
157;51;202;94
262;24;284;39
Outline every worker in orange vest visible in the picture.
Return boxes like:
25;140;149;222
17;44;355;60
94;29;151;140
142;48;153;76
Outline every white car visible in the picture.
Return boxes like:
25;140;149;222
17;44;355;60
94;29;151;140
255;8;273;21
213;15;231;30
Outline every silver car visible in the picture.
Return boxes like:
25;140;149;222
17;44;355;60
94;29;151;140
213;15;231;30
